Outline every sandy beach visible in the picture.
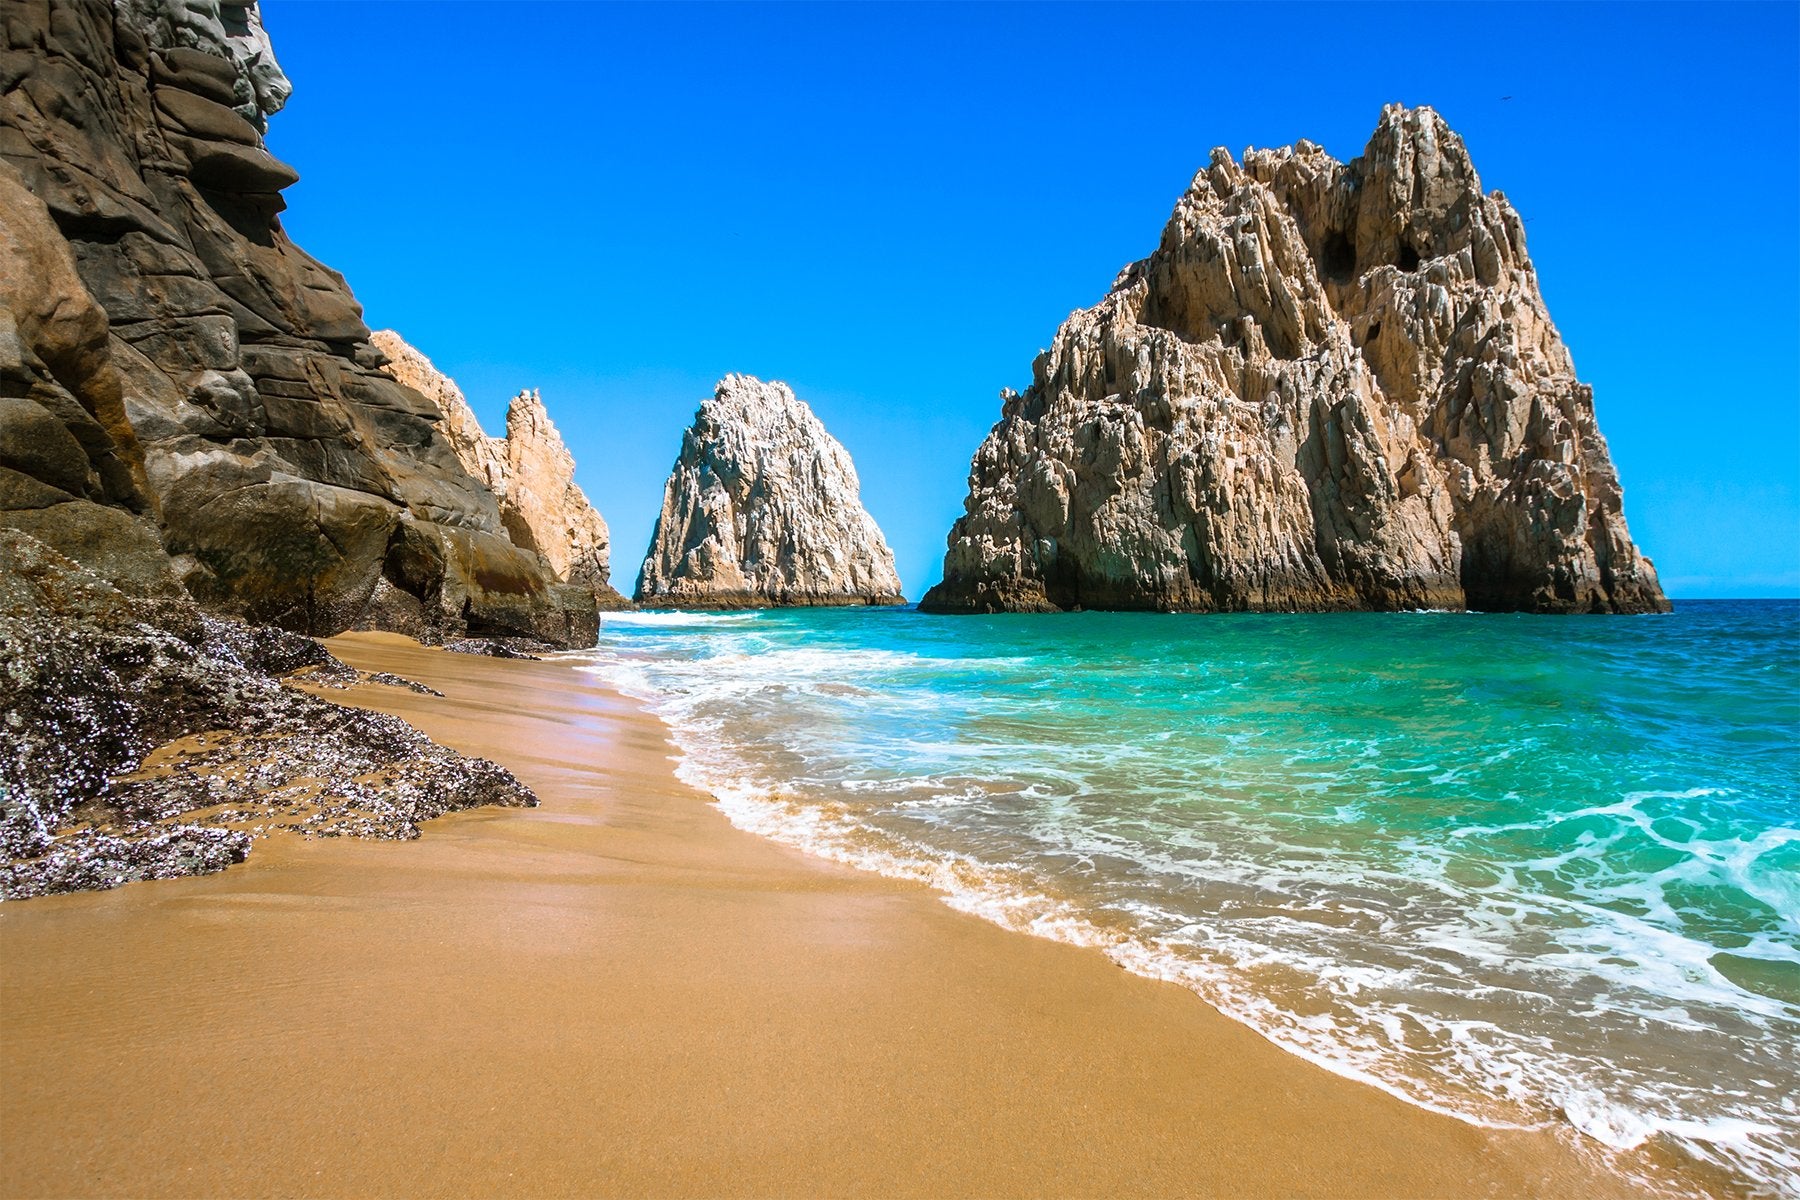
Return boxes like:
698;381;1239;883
0;634;1683;1198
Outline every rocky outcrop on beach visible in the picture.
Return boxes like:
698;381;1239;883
637;374;905;608
922;105;1667;615
372;330;629;611
0;527;536;901
0;0;598;646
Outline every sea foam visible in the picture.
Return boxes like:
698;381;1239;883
579;603;1800;1198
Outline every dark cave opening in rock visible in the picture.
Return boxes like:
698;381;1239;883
1320;230;1356;283
1397;243;1421;272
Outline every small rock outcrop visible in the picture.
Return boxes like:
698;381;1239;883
636;375;905;608
0;0;597;646
0;527;535;902
371;331;629;611
922;105;1667;615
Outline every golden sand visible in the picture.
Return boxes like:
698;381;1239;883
0;634;1665;1197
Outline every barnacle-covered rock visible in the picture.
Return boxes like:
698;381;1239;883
0;528;535;901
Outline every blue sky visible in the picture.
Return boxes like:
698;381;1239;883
264;1;1799;599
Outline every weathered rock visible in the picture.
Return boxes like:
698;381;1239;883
0;159;181;598
0;527;535;901
637;374;904;608
922;106;1667;615
116;0;291;132
0;1;596;646
371;330;629;611
442;636;555;661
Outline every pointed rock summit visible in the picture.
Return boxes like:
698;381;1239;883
372;332;629;611
637;375;905;608
922;105;1667;615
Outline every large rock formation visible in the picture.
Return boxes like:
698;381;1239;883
371;330;629;611
0;0;598;646
637;374;905;608
922;105;1667;615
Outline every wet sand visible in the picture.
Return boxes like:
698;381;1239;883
0;634;1667;1197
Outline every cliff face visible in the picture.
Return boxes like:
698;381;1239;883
637;374;904;608
0;0;598;646
922;105;1667;615
371;331;629;611
0;156;178;598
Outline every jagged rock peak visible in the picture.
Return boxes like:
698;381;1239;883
370;331;628;611
636;374;905;608
0;2;599;647
921;104;1667;615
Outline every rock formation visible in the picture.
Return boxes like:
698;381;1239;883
0;155;179;599
0;526;535;901
0;0;598;646
922;105;1667;615
637;374;905;608
371;330;629;610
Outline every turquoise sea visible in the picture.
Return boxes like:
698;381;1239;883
576;601;1799;1196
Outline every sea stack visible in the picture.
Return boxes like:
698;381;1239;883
921;105;1668;615
372;332;630;611
636;375;905;608
0;0;598;647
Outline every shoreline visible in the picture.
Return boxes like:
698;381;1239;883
0;635;1706;1197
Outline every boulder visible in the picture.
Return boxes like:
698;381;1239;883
0;160;178;597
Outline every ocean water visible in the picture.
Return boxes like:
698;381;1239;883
575;601;1800;1196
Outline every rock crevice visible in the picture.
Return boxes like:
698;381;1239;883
921;105;1667;615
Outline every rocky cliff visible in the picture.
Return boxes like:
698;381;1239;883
0;0;598;646
371;330;629;611
637;374;904;608
922;105;1667;615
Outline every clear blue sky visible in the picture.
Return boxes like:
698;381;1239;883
264;1;1799;599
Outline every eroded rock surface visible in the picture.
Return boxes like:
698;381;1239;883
0;0;596;645
637;374;904;608
922;105;1667;615
372;330;629;611
0;158;179;597
0;527;535;901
